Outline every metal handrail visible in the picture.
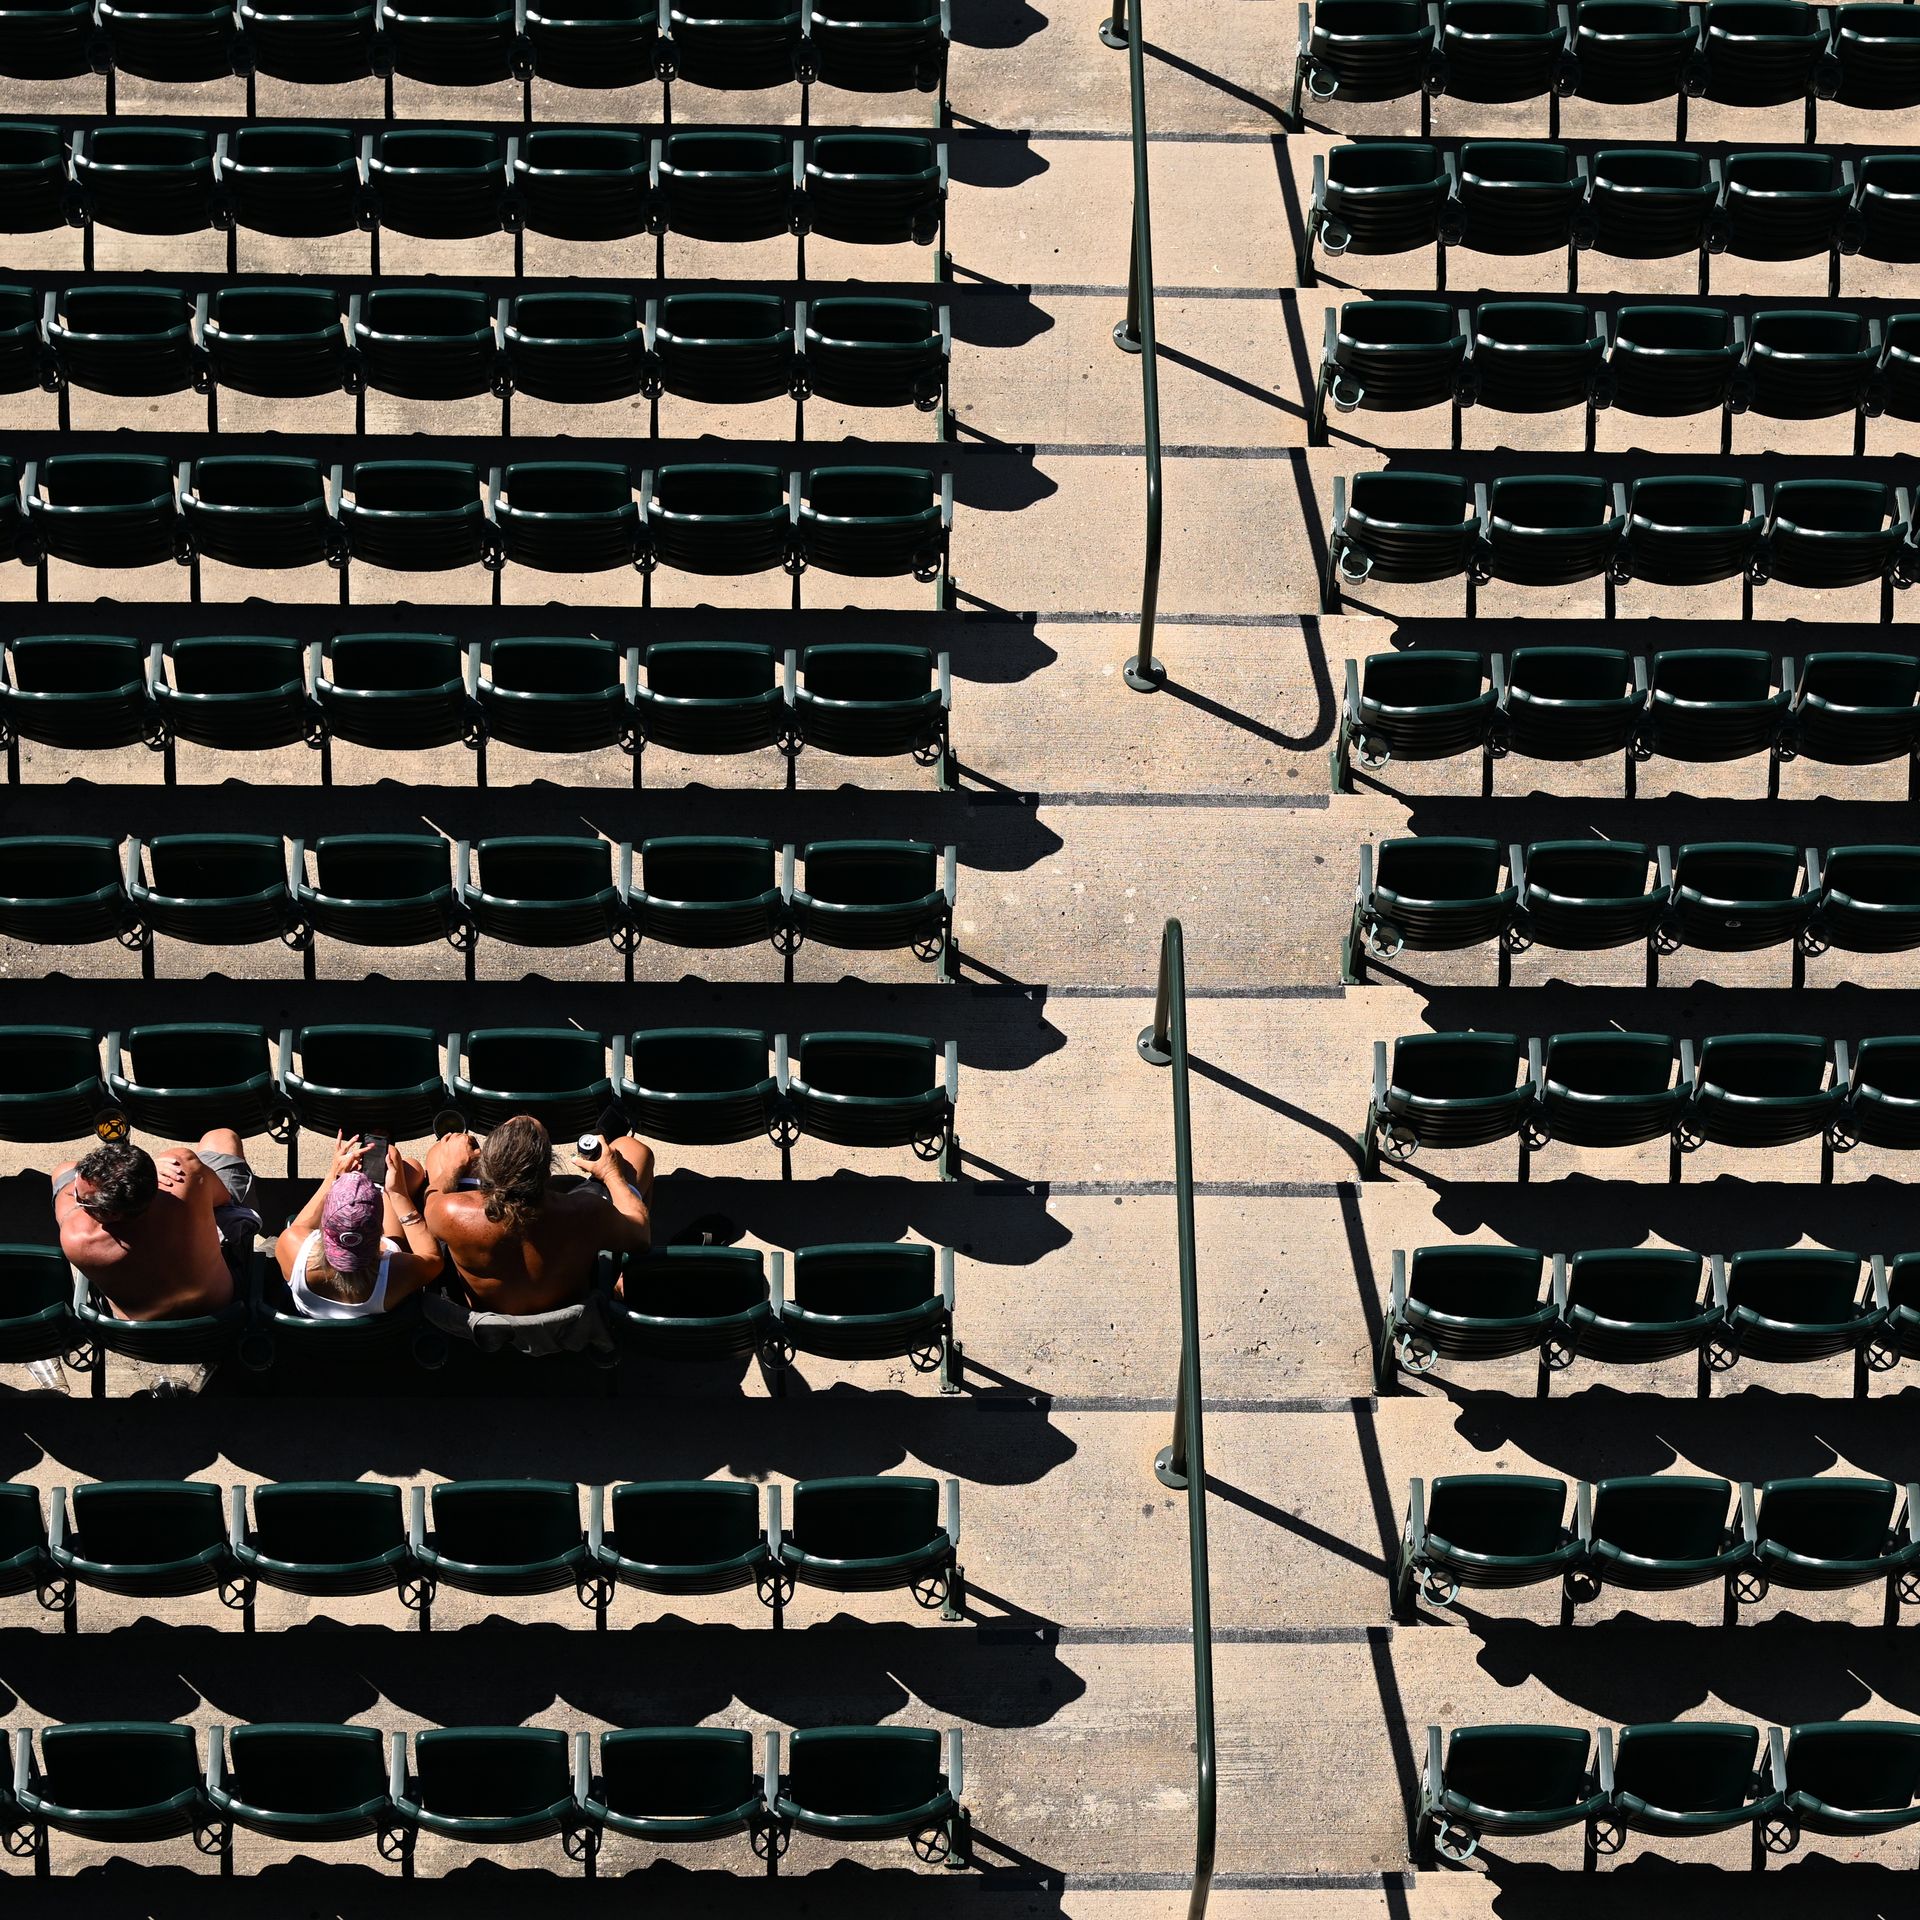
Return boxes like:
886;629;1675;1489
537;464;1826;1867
1137;919;1216;1920
1101;0;1165;692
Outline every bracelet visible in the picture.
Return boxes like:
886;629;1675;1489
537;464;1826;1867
396;1211;423;1226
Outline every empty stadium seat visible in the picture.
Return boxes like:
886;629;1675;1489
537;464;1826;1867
1782;652;1919;765
149;635;311;757
505;292;646;406
392;1727;583;1849
640;464;790;575
1462;303;1605;417
1346;836;1514;972
1334;652;1493;783
521;0;657;84
583;1727;761;1844
776;1474;961;1613
1495;647;1645;763
792;644;949;761
336;461;491;573
1640;649;1787;763
1302;142;1453;282
1394;1474;1578;1619
1573;1475;1747;1611
796;466;949;578
1834;2;1920;106
1604;305;1740;419
476;635;632;757
627;836;782;949
48;1480;231;1606
587;1480;771;1598
229;1481;412;1603
292;834;456;949
1853;150;1920;263
630;641;785;755
802;296;947;410
1695;0;1835;109
0;0;92;77
1610;1723;1778;1842
201;282;349;397
617;1028;778;1143
46;285;196;397
1804;845;1920;953
1661;841;1810;951
1452;141;1582;256
1292;0;1437;116
1834;1035;1920;1155
0;1482;49;1596
1476;475;1622;588
1310;301;1467;445
1379;1244;1555;1383
771;1725;966;1861
1745;1477;1920;1616
612;1243;779;1360
1712;149;1852;269
491;462;640;575
1511;839;1665;949
1418;1725;1606;1865
350;288;498;403
781;1241;956;1376
240;0;376;80
310;631;473;753
1714;1248;1884;1375
125;833;293;951
97;0;241;77
803;0;947;93
1776;1723;1920;1849
457;836;625;950
23;454;179;571
1366;1031;1533;1171
1550;1246;1719;1374
72;125;215;236
1580;147;1716;272
0;123;73;235
1564;0;1697;107
1325;472;1480;609
804;132;943;245
179;460;336;577
214;125;361;239
791;840;955;963
364;129;505;239
278;1023;450;1140
507;129;650;243
0;1025;108;1140
784;1030;957;1169
650;291;794;405
662;0;800;88
1615;475;1759;587
0;635;152;763
104;1022;282;1140
408;1481;589;1613
1755;477;1913;596
0;835;128;945
205;1723;392;1844
654;131;797;243
447;1027;612;1137
1681;1033;1843;1153
1529;1030;1687;1149
12;1723;207;1847
1738;308;1881;428
1432;0;1566;101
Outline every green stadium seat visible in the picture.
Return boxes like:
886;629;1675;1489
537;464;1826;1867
203;286;347;399
0;283;41;394
447;1027;612;1138
663;0;801;87
793;644;948;760
491;462;638;576
476;636;634;757
784;1031;957;1169
1615;475;1759;587
1782;653;1918;765
1494;648;1645;762
804;0;947;92
628;836;782;949
246;1262;435;1372
1563;0;1696;105
1603;305;1739;419
179;459;337;574
48;1480;231;1602
292;834;456;948
1292;0;1436;116
365;130;506;240
1681;1033;1843;1151
1886;1253;1920;1361
1529;1030;1688;1149
1309;301;1467;445
97;0;240;76
1347;837;1514;971
1451;141;1583;256
457;836;625;950
1462;303;1606;416
1574;1475;1749;1607
1610;1723;1779;1842
1746;1478;1920;1616
504;292;646;407
1886;315;1920;422
0;1244;80;1366
126;833;294;950
408;1481;589;1603
1738;308;1880;426
631;642;785;756
1512;840;1666;950
0;836;128;945
1475;475;1622;587
522;0;658;84
149;636;312;755
1695;0;1834;106
1394;1474;1578;1620
278;1022;451;1140
23;454;179;571
1777;1723;1920;1846
1850;152;1920;263
1641;649;1787;762
105;1022;284;1140
1580;147;1716;266
640;464;791;575
70;1268;250;1386
378;0;519;83
1336;652;1493;778
772;1726;965;1860
1549;1247;1720;1371
1661;841;1811;951
0;1026;108;1141
336;461;491;573
1418;1725;1605;1864
805;132;944;245
214;125;361;239
1756;478;1913;594
797;466;948;578
612;1244;779;1359
310;632;475;752
617;1028;778;1143
649;291;795;405
791;840;955;962
653;131;798;242
781;1240;956;1375
350;287;499;402
1432;0;1567;103
0;0;93;77
394;1727;584;1847
205;1723;392;1844
1833;3;1920;106
802;296;946;411
1366;1031;1535;1170
240;0;376;79
72;125;215;235
1303;143;1453;277
507;129;650;243
229;1481;412;1601
1715;1249;1885;1373
0;123;73;234
1379;1244;1555;1382
1804;845;1920;954
1834;1036;1920;1154
584;1727;761;1844
1712;149;1852;263
1326;473;1480;605
0;1482;49;1596
776;1475;960;1613
45;285;196;396
13;1723;206;1845
587;1480;771;1597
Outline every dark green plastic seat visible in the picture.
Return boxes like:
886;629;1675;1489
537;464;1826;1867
1719;1248;1883;1361
642;464;790;575
1353;836;1514;960
664;0;800;87
803;296;945;410
215;124;359;239
1836;1035;1920;1152
1583;147;1717;261
1859;157;1920;268
0;122;71;234
48;1480;230;1599
448;1027;612;1138
280;1023;450;1140
106;1023;281;1140
619;1028;777;1144
478;636;632;756
1432;0;1565;99
1611;1723;1777;1839
0;1481;48;1593
380;0;516;82
410;1481;587;1599
0;836;127;944
1643;649;1787;762
1496;648;1645;761
71;1269;249;1370
798;466;945;578
293;834;454;948
509;129;650;242
1697;0;1833;104
25;454;178;571
1332;473;1479;591
1616;474;1759;586
248;1265;432;1370
494;462;638;575
367;130;506;239
1419;1726;1605;1863
1532;1031;1687;1149
631;641;785;755
97;0;240;76
780;1475;957;1601
1605;305;1740;419
1342;651;1493;768
1513;840;1665;949
0;1025;107;1142
14;1724;205;1843
805;132;942;245
786;1030;954;1158
0;0;92;77
650;292;794;405
1396;1474;1577;1618
806;0;946;92
127;834;292;948
1453;141;1582;255
150;636;310;752
1310;142;1452;261
1879;1252;1920;1360
1785;653;1918;764
240;0;376;80
1740;309;1879;422
1781;1723;1920;1841
590;1481;768;1595
0;1243;77;1363
1464;304;1605;415
1684;1033;1842;1149
397;1727;580;1844
1806;845;1920;954
586;1728;760;1842
1834;3;1920;106
312;631;472;751
1758;479;1911;592
784;1240;952;1365
792;840;951;955
794;644;946;757
231;1481;411;1599
207;1724;391;1843
1750;1478;1920;1596
655;131;797;242
1715;149;1851;261
1664;841;1810;951
1369;1031;1534;1163
630;836;781;949
0;282;40;395
776;1726;961;1849
181;460;336;573
613;1244;776;1358
522;0;658;84
505;292;646;406
74;125;215;235
1581;1475;1747;1593
1382;1244;1554;1378
351;288;498;402
205;286;346;399
1552;1247;1720;1366
1478;475;1623;587
1314;302;1467;440
339;461;489;573
460;836;623;949
46;285;195;397
1564;0;1696;102
1295;0;1435;109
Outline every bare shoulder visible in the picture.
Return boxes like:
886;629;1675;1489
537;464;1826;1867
59;1209;122;1268
427;1188;494;1238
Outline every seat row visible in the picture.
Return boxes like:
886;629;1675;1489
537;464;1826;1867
0;1022;961;1172
1296;0;1920;126
0;634;954;789
0;1473;963;1626
7;1719;968;1872
1348;836;1920;984
6;285;951;426
1301;141;1917;293
1419;1720;1920;1868
2;1238;960;1387
1324;473;1916;617
1398;1471;1920;1622
0;833;958;979
1382;1241;1920;1394
0;0;948;98
0;124;946;258
1334;646;1920;796
1311;299;1920;449
1366;1028;1920;1178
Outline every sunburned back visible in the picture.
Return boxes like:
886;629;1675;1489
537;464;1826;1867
58;1191;232;1321
434;1188;607;1315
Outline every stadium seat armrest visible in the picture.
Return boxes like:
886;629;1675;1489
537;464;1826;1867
227;1484;247;1555
945;1476;962;1548
1764;1726;1787;1796
1406;1477;1426;1557
389;1732;408;1805
775;1034;790;1096
1525;1035;1543;1100
768;1248;785;1321
1424;1725;1444;1796
1779;656;1795;702
616;841;634;908
572;1729;590;1810
1680;1035;1696;1089
1871;1252;1889;1312
451;841;471;910
13;1728;30;1798
1904;1485;1920;1550
944;1038;959;1105
207;1724;226;1794
1804;846;1823;890
1709;1252;1728;1311
937;651;952;713
1356;841;1373;905
948;1727;964;1801
47;1485;67;1555
275;1026;294;1101
147;642;166;698
779;844;794;907
125;834;143;895
767;1483;783;1559
407;1484;426;1554
1296;0;1309;57
465;641;482;703
1738;1481;1758;1547
1656;845;1674;893
1391;1248;1407;1319
1489;650;1507;703
1372;1039;1388;1110
939;469;954;535
105;1026;126;1087
763;1730;779;1813
940;1242;956;1318
1595;1727;1614;1799
1833;1037;1850;1090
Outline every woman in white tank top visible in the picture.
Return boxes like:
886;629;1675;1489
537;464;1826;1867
273;1131;443;1318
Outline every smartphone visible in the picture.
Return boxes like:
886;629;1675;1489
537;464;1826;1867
358;1134;392;1183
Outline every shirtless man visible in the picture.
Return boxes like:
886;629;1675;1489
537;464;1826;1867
52;1128;260;1321
423;1114;653;1316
